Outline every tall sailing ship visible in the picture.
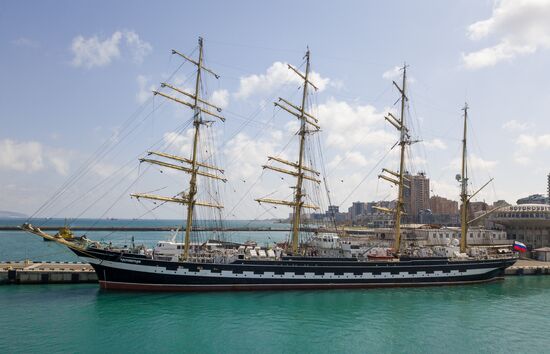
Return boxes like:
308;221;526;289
22;38;517;291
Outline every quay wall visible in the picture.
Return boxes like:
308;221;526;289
0;261;97;284
504;259;550;276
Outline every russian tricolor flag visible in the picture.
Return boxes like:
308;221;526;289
513;241;527;252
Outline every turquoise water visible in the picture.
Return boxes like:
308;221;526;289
2;218;550;353
0;277;549;353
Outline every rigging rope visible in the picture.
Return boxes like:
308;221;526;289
338;148;393;208
27;55;195;223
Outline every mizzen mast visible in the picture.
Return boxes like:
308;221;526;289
377;64;410;255
457;103;496;253
459;103;469;253
255;49;320;254
131;37;226;260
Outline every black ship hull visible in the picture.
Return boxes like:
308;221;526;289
72;248;516;291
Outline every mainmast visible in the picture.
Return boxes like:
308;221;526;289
460;103;469;253
131;37;226;260
255;49;321;254
378;64;409;255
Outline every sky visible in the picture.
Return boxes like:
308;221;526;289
1;0;550;220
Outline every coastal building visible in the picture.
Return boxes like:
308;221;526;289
326;205;347;223
419;211;460;226
347;225;508;246
403;172;430;223
305;205;348;223
428;195;459;225
419;227;508;246
533;248;550;262
327;205;339;215
348;202;366;221
469;201;489;213
430;195;459;215
352;200;397;227
305;201;402;226
492;200;511;208
517;194;550;205
490;204;550;249
357;212;395;228
376;200;396;210
463;201;489;225
365;202;377;214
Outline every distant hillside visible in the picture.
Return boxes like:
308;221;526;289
0;210;28;218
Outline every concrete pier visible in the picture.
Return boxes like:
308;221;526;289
0;261;97;284
505;259;550;275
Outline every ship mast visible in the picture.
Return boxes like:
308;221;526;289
292;50;312;254
255;49;321;254
131;37;226;260
460;103;469;253
377;64;409;255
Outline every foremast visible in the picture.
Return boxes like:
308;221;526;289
255;49;321;254
131;37;226;260
377;64;410;255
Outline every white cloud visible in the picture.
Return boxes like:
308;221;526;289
235;61;330;99
423;138;447;150
0;139;70;175
469;155;499;171
161;126;223;173
91;162;121;178
71;30;152;68
47;152;70;175
408;156;428;169
328;151;370;170
462;41;534;69
516;133;550;150
430;179;459;200
382;65;415;83
284;120;300;134
163;130;194;156
502;119;529;132
210;89;229;109
136;75;155;104
512;154;532;166
71;32;122;68
0;139;43;172
316;98;394;150
382;66;401;80
224;131;284;180
172;74;190;89
512;132;550;164
123;31;153;64
12;37;39;48
449;154;498;172
339;154;364;171
463;0;550;69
